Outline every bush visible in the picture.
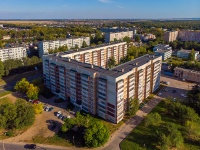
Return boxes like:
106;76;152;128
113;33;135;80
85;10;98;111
5;130;14;137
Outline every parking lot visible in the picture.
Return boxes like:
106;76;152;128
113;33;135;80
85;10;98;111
158;75;196;101
4;95;75;143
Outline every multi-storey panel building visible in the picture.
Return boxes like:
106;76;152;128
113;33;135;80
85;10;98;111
105;31;133;43
43;47;162;123
38;37;90;57
59;42;127;68
0;46;27;62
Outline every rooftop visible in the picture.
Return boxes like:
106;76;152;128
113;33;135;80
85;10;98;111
45;54;161;78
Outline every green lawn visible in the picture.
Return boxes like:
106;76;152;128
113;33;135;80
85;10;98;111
0;91;12;98
120;100;200;150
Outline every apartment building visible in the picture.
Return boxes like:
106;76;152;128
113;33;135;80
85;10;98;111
177;49;199;60
163;31;179;42
142;34;156;41
43;45;162;123
163;30;200;43
105;31;133;43
38;37;90;57
0;46;27;61
154;49;172;60
178;30;200;42
153;44;172;52
153;44;172;60
174;67;200;83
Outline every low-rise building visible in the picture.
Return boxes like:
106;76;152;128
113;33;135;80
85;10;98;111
2;35;11;40
177;49;199;59
174;67;200;83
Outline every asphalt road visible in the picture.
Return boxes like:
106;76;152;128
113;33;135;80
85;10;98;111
0;142;68;150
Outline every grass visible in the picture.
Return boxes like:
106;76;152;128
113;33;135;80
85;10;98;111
120;100;200;150
0;97;12;105
0;79;6;86
0;91;12;98
31;134;73;147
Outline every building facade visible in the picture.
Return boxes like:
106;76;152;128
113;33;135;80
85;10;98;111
163;30;200;43
42;43;162;123
163;31;179;42
153;44;172;60
178;30;200;42
0;46;27;62
177;49;199;59
154;49;172;60
174;67;200;83
105;31;133;43
38;37;90;57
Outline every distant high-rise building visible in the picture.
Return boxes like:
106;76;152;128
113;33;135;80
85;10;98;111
105;31;133;43
38;37;90;57
163;31;179;42
163;30;200;43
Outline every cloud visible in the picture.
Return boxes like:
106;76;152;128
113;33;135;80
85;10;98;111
98;0;111;3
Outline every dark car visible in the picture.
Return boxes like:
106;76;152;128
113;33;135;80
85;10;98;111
173;90;176;93
24;144;37;149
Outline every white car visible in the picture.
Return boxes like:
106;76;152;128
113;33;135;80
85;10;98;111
57;111;62;117
157;92;162;96
181;93;187;97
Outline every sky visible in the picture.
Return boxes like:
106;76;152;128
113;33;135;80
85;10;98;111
0;0;199;19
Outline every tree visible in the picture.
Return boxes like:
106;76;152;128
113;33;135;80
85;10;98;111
188;49;195;61
14;99;35;129
185;120;200;139
123;36;131;43
61;118;76;132
84;122;110;147
0;99;35;130
33;103;44;114
108;56;116;68
14;78;30;93
26;84;39;100
0;60;4;79
144;112;162;126
127;98;139;116
134;35;140;42
160;123;184;150
82;41;88;48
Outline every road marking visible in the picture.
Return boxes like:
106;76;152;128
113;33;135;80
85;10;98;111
2;140;5;150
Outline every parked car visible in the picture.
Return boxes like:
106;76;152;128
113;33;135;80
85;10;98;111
48;107;54;112
57;111;62;117
24;144;37;149
181;93;187;97
32;100;40;104
58;114;63;119
157;92;162;96
172;90;176;93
